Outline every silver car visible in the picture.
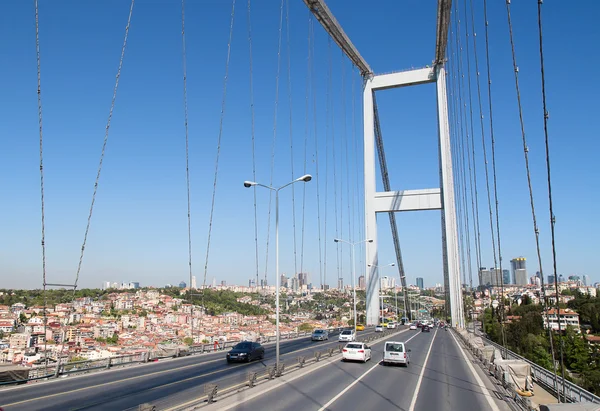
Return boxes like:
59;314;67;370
311;329;329;341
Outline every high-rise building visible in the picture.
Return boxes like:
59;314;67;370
515;269;527;286
191;276;197;289
358;275;365;289
547;275;555;284
568;275;580;282
102;281;111;290
479;267;504;287
416;277;424;289
179;281;187;288
583;275;590;286
280;274;288;288
298;273;308;287
503;269;511;285
510;257;527;285
337;277;344;290
558;274;565;283
129;282;140;289
221;280;226;287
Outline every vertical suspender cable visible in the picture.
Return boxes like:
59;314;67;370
463;0;483;294
537;0;566;400
263;0;285;288
73;0;135;296
34;0;49;373
202;0;236;296
285;0;299;279
308;15;324;289
246;0;260;295
181;0;195;338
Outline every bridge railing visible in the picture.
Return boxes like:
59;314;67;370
479;335;600;404
0;331;313;387
149;328;398;410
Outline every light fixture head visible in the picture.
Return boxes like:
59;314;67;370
298;174;312;182
244;181;257;188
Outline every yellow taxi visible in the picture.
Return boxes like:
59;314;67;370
355;324;365;331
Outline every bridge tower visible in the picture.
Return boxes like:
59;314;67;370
304;0;463;328
363;67;464;328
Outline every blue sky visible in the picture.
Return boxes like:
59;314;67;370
0;1;597;290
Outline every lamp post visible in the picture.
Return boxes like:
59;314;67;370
244;174;312;370
334;238;373;335
368;263;395;324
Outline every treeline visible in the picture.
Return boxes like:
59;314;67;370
483;296;600;394
179;289;269;317
0;288;130;307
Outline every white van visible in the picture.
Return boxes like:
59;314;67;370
382;341;410;366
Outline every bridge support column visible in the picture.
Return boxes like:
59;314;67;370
363;66;464;329
363;78;379;326
436;66;464;328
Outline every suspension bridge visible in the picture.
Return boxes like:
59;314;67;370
0;0;597;410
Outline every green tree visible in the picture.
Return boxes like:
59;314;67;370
19;313;27;324
0;330;4;339
183;337;193;345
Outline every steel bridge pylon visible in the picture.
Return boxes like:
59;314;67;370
362;66;465;328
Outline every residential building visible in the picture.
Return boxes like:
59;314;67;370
543;308;580;332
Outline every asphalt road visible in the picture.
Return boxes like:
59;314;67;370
0;329;379;411
221;327;510;411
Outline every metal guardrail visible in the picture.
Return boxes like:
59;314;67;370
479;335;600;404
149;328;402;410
0;331;316;387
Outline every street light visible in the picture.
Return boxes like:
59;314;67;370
368;263;395;324
244;174;312;369
334;238;373;335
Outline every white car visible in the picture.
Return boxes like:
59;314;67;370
386;322;396;329
382;341;410;366
342;342;372;363
338;329;356;342
409;324;417;330
375;325;384;332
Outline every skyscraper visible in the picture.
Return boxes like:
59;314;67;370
503;269;511;285
337;277;344;290
515;269;527;286
510;257;527;285
358;275;365;289
582;275;590;286
191;276;197;289
416;277;424;289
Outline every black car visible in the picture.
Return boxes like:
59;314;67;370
226;341;265;363
422;325;430;332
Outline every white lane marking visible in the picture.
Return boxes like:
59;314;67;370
180;328;411;411
0;333;366;408
408;327;438;411
449;329;501;411
317;330;421;411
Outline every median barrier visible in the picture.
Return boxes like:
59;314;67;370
153;327;405;410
